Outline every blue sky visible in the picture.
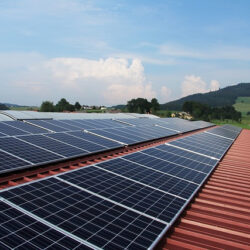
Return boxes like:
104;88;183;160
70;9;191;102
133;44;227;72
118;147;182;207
1;0;250;106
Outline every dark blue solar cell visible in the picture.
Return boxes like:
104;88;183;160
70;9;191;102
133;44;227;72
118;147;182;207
28;120;66;132
89;129;137;144
67;131;123;149
0;122;30;136
59;119;93;130
97;158;198;199
0;178;166;249
0;137;62;164
3;121;47;134
170;139;221;159
45;120;81;131
123;151;206;184
0;150;30;173
46;132;107;153
60;167;186;223
18;134;88;158
155;144;218;166
0;202;83;249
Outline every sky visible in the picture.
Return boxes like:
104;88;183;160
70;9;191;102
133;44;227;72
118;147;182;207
1;0;250;106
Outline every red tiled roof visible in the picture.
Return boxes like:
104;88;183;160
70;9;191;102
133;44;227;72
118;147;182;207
162;129;250;249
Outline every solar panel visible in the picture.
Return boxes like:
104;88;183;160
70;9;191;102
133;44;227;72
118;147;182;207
3;121;48;134
0;178;166;249
169;138;222;159
97;158;198;199
59;167;186;223
0;122;30;136
123;152;207;184
0;132;6;137
101;127;149;142
169;132;234;159
68;131;123;149
155;144;218;166
18;134;88;158
27;120;67;132
206;126;240;140
88;129;136;144
0;150;30;173
0;137;62;165
89;125;177;146
0;202;88;249
58;119;93;130
44;120;82;131
46;132;107;153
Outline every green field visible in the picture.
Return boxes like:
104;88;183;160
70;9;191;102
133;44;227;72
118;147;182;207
233;97;250;116
212;97;250;129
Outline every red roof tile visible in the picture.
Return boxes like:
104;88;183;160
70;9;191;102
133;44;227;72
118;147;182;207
162;129;250;249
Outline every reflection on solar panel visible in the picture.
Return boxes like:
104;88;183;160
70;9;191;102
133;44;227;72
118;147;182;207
0;132;6;137
3;121;48;134
18;134;88;158
0;137;62;165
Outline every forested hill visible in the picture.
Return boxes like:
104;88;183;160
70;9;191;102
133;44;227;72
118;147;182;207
161;82;250;111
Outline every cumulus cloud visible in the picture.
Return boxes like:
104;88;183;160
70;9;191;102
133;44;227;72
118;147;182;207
181;75;220;97
160;86;172;102
0;53;157;105
44;57;155;104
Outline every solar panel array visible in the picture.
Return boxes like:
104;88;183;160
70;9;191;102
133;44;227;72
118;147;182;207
0;123;241;249
0;118;214;174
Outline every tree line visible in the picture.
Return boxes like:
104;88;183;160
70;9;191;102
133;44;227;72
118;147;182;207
40;99;81;112
126;98;160;114
183;101;242;122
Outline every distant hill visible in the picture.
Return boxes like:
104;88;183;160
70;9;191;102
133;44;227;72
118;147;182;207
2;103;26;107
161;82;250;111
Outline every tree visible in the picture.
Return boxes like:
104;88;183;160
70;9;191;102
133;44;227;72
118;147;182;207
127;98;152;114
75;102;81;111
151;98;160;114
40;101;54;112
55;98;75;112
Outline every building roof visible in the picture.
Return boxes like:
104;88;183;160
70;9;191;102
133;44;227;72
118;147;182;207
162;129;250;249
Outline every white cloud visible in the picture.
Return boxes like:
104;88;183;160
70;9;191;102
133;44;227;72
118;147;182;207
210;80;220;91
0;53;157;105
44;57;155;104
181;75;220;97
160;86;172;102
